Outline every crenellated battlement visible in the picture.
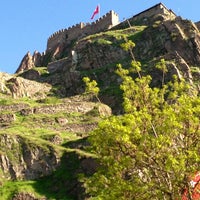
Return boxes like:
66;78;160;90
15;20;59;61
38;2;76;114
48;23;84;41
47;10;119;51
48;29;66;41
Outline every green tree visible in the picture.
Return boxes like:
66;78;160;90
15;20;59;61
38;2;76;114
83;60;200;199
82;77;100;102
155;58;168;86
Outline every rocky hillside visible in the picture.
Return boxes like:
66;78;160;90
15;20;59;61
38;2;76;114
0;91;111;199
0;3;200;200
16;9;200;112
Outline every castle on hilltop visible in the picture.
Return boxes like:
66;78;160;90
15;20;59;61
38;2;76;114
17;3;190;74
47;10;119;53
47;3;177;54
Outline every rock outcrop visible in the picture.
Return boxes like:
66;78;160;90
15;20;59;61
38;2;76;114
0;134;59;180
6;77;51;99
0;72;13;94
15;52;35;73
16;51;43;74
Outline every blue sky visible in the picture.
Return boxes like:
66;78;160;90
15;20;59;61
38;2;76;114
0;0;199;74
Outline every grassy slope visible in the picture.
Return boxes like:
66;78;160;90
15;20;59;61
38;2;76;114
1;22;199;199
0;94;99;200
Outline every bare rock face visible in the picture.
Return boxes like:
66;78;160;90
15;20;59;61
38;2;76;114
6;77;51;99
15;51;43;74
0;134;60;180
32;51;43;67
173;52;193;83
0;72;13;94
74;40;128;70
161;52;193;81
163;17;200;66
16;52;35;74
19;68;41;80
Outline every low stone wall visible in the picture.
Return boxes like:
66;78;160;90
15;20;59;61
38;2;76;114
34;102;97;114
0;103;29;112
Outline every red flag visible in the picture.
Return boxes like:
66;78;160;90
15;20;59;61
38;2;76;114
91;5;99;20
182;172;200;200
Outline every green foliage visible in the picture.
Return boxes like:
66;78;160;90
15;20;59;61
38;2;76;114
0;98;9;105
83;60;200;199
38;96;62;104
119;36;143;79
0;181;39;200
82;26;146;50
33;67;49;77
95;38;113;45
190;66;200;73
83;77;100;102
152;20;162;28
100;84;122;97
120;39;135;52
155;58;168;86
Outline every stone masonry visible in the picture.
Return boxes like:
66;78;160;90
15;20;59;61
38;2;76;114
47;10;119;52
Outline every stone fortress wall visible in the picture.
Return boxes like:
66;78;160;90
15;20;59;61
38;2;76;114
130;3;176;22
47;10;119;51
114;3;176;29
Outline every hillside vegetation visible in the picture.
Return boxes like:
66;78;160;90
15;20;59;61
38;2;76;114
0;4;200;200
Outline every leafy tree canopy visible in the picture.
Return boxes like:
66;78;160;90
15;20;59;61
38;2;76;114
83;55;200;199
